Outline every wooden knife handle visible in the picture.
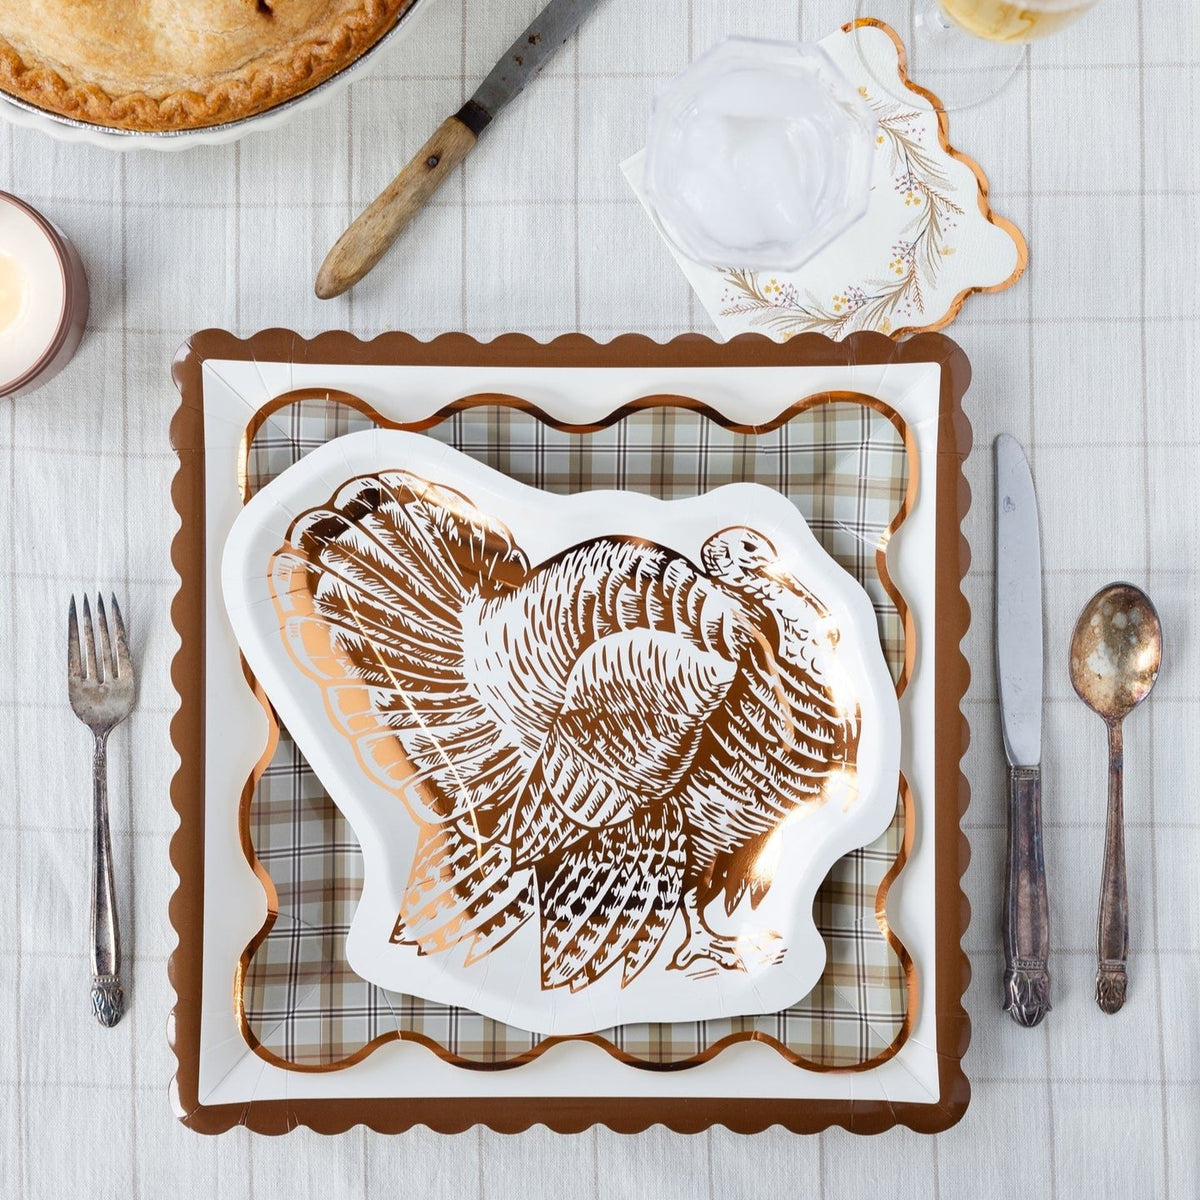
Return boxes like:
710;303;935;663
315;115;478;300
1002;764;1051;1027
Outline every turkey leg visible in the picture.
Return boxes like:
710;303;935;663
668;889;783;974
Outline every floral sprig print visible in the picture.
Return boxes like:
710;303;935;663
717;87;966;340
876;100;964;286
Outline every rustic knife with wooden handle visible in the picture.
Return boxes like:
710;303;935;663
316;0;606;299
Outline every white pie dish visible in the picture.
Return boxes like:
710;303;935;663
0;0;431;151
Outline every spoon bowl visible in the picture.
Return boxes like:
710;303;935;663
1068;582;1162;1015
1069;584;1163;721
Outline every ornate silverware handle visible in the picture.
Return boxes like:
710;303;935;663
90;733;124;1027
1003;764;1051;1027
1096;720;1128;1014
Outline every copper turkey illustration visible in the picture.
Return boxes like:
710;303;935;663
222;430;901;1035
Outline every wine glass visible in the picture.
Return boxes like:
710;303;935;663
854;0;1102;111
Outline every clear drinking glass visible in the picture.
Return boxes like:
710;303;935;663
643;38;876;272
854;0;1103;111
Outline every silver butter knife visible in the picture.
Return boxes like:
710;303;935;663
995;434;1051;1027
316;0;607;298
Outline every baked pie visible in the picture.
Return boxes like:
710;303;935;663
0;0;416;132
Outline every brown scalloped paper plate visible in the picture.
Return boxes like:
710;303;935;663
169;329;972;1135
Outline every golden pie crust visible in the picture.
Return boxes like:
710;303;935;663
0;1;415;132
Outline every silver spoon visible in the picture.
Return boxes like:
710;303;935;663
1068;583;1162;1015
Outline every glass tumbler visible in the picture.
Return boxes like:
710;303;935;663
643;38;876;272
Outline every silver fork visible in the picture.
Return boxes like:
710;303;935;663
67;595;134;1027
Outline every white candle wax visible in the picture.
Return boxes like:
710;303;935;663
0;196;68;392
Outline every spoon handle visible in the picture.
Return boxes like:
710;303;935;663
1096;720;1129;1013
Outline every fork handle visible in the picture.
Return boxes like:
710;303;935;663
90;734;124;1027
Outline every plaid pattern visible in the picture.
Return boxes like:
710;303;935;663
241;394;912;1070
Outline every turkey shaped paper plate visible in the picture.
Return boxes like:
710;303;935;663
222;428;901;1036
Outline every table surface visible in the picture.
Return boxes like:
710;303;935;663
1;1;1197;1197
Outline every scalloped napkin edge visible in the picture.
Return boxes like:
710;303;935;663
621;21;1026;342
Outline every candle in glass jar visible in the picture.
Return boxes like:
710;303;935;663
0;192;89;399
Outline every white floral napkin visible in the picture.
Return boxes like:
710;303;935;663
622;22;1025;341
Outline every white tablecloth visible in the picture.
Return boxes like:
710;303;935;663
2;1;1197;1196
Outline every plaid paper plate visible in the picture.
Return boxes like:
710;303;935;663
237;392;916;1071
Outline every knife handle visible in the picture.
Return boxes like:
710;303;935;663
1002;764;1051;1027
316;114;479;300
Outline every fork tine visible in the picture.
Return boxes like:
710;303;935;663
111;595;131;677
96;594;116;682
82;594;100;682
68;595;82;680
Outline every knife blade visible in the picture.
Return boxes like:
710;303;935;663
994;434;1051;1027
461;0;600;133
996;434;1043;767
316;0;606;299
